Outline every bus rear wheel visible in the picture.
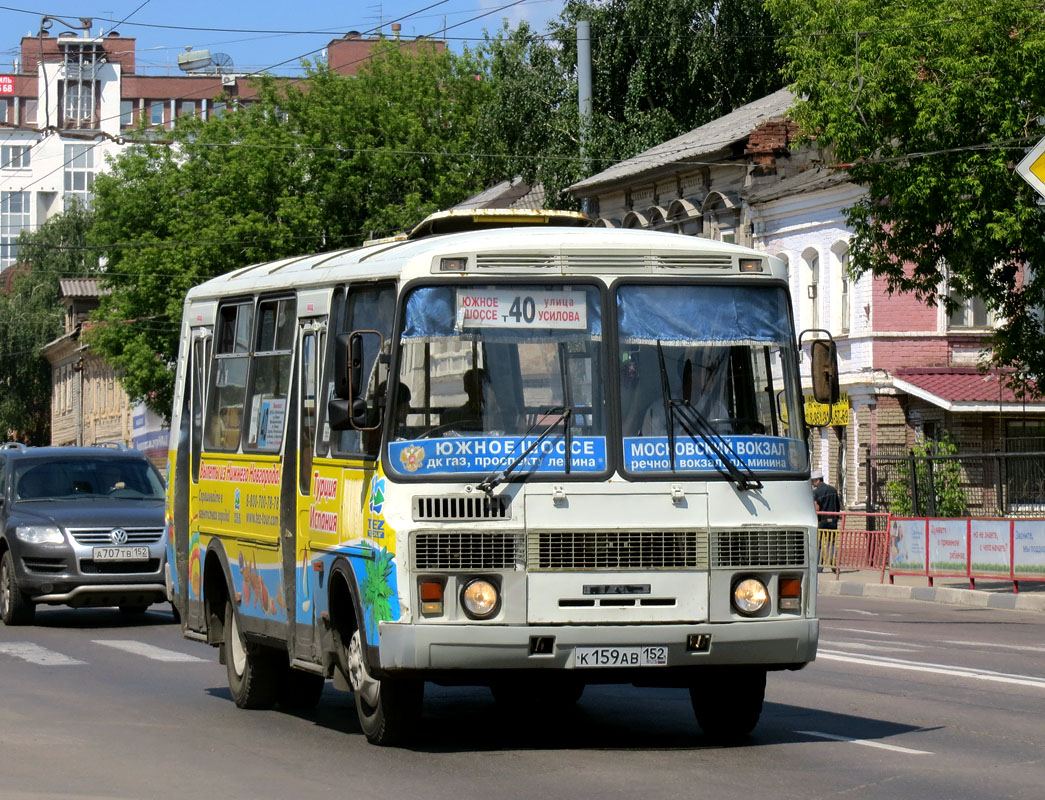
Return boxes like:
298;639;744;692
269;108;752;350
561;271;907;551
690;667;766;743
347;628;422;746
225;599;281;709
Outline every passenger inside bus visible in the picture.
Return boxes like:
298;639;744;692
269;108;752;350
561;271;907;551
442;367;488;431
639;350;731;435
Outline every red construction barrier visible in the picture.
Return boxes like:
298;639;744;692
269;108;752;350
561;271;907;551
817;511;892;581
887;516;1045;592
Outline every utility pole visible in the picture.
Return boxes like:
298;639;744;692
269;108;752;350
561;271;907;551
576;19;592;214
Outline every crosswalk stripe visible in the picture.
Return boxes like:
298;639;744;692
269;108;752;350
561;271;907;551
0;642;85;665
92;640;207;662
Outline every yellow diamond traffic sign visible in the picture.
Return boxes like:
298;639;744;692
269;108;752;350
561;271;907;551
1016;136;1045;199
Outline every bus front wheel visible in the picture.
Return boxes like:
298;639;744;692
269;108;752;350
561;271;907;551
225;600;280;709
690;667;766;743
347;629;422;746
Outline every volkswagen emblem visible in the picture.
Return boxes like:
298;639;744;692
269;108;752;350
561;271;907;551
110;528;129;545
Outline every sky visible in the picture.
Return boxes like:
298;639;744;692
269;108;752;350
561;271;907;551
0;0;565;76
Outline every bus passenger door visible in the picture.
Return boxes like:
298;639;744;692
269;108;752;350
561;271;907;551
186;330;211;631
293;321;324;660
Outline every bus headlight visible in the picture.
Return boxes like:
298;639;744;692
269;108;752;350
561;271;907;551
732;578;769;616
461;579;500;619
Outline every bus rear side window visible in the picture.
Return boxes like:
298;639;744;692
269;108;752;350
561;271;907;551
244;297;296;452
206;302;253;450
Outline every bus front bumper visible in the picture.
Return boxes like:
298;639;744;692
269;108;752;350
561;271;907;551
377;618;818;672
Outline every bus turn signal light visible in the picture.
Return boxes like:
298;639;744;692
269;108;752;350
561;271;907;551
420;580;444;617
779;577;801;611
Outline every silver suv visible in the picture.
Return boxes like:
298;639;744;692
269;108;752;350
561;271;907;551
0;443;167;625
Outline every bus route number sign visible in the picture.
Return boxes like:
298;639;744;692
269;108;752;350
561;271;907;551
456;288;587;330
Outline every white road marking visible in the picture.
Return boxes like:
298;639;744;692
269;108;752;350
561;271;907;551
941;639;1045;654
796;729;933;755
840;608;878;616
818;649;1045;690
832;627;902;637
92;640;207;662
819;640;918;653
0;642;85;665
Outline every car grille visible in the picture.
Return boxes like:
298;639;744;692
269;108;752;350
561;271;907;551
412;495;510;522
22;556;68;574
527;530;709;571
80;559;161;574
710;529;806;567
413;532;522;570
69;527;164;546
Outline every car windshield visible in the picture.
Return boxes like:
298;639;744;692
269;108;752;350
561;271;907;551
616;283;808;477
388;283;607;478
13;457;165;501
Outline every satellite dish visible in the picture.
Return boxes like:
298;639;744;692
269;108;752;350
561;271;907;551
210;52;234;74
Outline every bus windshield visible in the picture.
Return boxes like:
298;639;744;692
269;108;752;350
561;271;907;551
617;283;807;476
388;282;608;477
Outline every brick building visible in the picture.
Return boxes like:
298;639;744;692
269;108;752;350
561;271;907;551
568;88;1045;511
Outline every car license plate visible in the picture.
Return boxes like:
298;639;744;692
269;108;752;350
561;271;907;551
574;646;668;668
93;546;150;562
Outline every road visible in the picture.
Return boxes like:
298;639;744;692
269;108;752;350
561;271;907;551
1;596;1043;800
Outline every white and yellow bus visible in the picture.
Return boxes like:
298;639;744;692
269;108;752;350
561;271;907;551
166;210;837;745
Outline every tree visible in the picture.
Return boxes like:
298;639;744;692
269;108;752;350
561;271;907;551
477;0;786;204
88;41;495;418
886;433;968;517
766;0;1045;394
0;205;99;443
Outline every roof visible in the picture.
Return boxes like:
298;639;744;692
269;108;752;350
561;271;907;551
892;368;1044;413
744;166;852;203
452;179;547;211
59;278;107;298
569;88;796;194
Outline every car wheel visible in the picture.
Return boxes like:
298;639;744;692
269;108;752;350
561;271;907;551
224;599;280;709
277;669;326;710
1;550;35;626
348;628;422;746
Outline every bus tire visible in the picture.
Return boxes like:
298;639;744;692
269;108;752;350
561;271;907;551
1;550;35;626
278;670;326;710
225;599;280;709
348;628;422;746
690;667;765;743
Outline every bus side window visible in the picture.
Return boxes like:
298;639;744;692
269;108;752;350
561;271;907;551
245;297;296;452
299;330;319;494
205;302;253;451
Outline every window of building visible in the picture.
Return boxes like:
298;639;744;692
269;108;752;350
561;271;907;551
22;98;37;125
120;99;134;128
2;145;31;169
62;81;97;128
832;241;850;334
211;101;227;119
803;248;820;331
1;191;31;268
64;144;95;208
948;293;991;329
0;99;7;123
180;100;195;119
150;101;164;126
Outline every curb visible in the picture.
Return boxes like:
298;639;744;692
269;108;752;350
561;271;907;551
818;579;1045;613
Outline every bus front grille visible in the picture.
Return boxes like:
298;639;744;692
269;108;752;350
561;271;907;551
527;531;709;571
413;532;523;570
412;495;511;521
710;530;806;567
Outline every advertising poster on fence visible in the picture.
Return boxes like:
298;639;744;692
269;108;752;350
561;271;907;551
1013;520;1045;576
890;518;927;572
929;519;968;573
969;519;1011;574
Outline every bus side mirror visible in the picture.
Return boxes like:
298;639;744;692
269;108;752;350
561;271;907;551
331;330;383;429
810;339;839;405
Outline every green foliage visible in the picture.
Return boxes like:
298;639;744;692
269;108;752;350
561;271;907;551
88;41;496;418
886;432;968;517
476;0;786;205
766;0;1045;394
0;205;99;443
360;548;395;641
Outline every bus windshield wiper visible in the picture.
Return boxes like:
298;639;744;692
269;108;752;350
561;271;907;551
476;406;571;495
654;341;761;491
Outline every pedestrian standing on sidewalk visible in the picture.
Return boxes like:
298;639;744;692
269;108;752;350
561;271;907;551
811;470;840;570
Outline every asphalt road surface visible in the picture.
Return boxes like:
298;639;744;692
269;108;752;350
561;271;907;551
2;596;1043;800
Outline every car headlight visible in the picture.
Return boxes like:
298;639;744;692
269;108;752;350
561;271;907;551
15;525;66;545
732;578;769;616
461;578;500;619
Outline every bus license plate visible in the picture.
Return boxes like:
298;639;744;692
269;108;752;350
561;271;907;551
93;546;150;562
574;646;668;668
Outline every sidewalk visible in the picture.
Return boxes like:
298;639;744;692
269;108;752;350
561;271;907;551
817;568;1045;613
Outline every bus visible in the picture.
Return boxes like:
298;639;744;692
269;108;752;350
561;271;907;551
166;210;837;745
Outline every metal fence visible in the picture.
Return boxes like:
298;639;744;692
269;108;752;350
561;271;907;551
865;440;1045;520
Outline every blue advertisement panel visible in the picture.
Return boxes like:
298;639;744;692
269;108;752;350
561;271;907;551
622;435;804;473
389;435;607;476
1013;519;1045;575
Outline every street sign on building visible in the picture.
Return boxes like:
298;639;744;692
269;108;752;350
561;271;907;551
1016;137;1045;199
